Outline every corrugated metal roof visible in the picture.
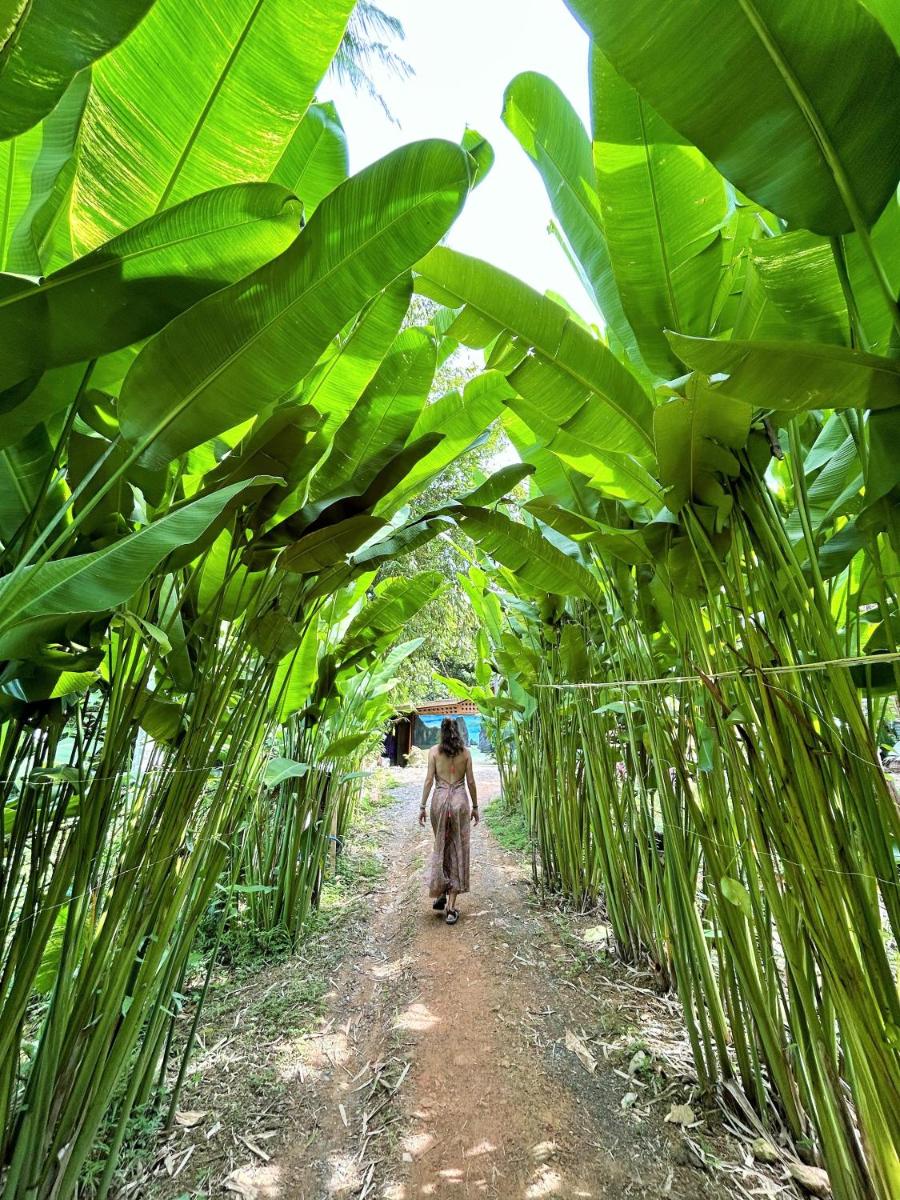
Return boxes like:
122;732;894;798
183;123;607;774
398;698;479;716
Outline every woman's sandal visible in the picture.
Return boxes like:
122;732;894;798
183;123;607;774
445;908;459;925
432;895;447;911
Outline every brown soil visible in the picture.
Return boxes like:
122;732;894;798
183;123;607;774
147;767;776;1200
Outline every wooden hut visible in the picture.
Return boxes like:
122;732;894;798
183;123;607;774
384;698;481;766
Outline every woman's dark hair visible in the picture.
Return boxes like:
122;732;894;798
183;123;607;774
439;716;464;757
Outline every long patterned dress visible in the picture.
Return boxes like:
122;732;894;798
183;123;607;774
427;778;472;897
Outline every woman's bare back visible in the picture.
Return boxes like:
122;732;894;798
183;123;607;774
431;744;470;786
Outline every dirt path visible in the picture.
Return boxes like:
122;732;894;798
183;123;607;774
259;767;741;1200
161;766;760;1200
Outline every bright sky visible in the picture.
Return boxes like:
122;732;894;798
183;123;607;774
325;0;595;321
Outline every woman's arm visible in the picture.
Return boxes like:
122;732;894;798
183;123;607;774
466;751;479;825
419;751;435;825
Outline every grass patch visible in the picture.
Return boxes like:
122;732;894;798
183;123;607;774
355;767;402;818
484;795;531;857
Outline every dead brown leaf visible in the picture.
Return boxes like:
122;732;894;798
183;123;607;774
664;1102;696;1126
787;1162;831;1196
564;1028;597;1074
174;1110;207;1128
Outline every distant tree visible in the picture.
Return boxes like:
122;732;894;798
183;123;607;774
383;297;513;706
389;428;507;707
331;2;413;121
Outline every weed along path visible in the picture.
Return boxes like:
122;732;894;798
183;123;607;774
151;768;765;1200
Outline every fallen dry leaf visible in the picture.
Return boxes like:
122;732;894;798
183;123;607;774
223;1165;281;1199
223;1168;255;1199
582;923;611;944
174;1110;206;1128
564;1029;596;1074
664;1102;696;1126
239;1135;271;1162
787;1162;831;1196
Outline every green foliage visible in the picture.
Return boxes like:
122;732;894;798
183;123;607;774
0;11;524;1195
431;8;900;1199
0;1;155;140
1;4;899;1199
567;0;900;235
483;796;531;858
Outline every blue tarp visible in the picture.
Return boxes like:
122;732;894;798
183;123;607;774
417;713;482;741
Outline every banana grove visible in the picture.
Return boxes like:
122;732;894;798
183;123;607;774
425;4;900;1198
1;2;899;1199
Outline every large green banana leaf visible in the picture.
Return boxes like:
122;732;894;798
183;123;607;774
507;393;661;505
310;328;436;502
195;529;266;622
2;71;90;274
786;432;862;541
269;612;320;721
270;102;348;218
120;141;470;469
750;230;853;344
454;505;605;604
0;476;274;658
65;428;132;539
460;463;535;507
339;573;444;656
304;276;412;438
0;183;300;390
669;332;900;411
71;0;355;250
206;403;320;490
458;570;504;645
247;434;442;562
416;247;653;456
522;497;604;539
0;365;83;451
844;195;900;353
654;382;753;513
375;370;514;516
0;122;42;267
804;413;850;475
589;51;731;377
0;423;65;546
346;518;441;573
279;515;387;575
749;204;900;353
567;0;900;235
867;409;900;505
501;407;598;513
0;0;155;140
862;0;900;51
300;436;445;535
501;71;639;365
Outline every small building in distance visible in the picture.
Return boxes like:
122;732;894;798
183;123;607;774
383;697;487;766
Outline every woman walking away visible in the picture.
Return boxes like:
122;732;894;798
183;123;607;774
419;717;478;925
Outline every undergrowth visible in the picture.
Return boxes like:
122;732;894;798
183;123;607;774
98;778;393;1199
484;794;531;857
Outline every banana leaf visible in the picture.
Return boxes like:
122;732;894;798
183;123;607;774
0;182;300;389
0;0;154;140
69;0;355;249
119;140;470;468
568;0;900;234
